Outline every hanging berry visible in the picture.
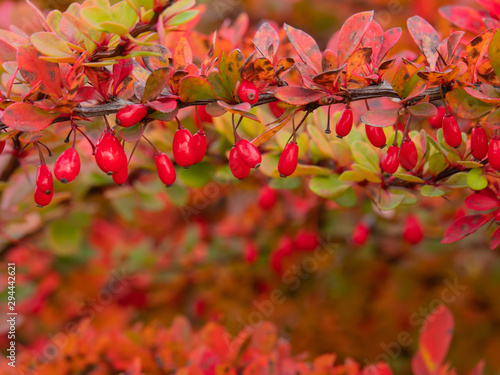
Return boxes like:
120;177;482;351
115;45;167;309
155;153;176;187
36;164;53;195
471;125;488;160
192;130;207;164
229;147;251;180
116;104;148;128
0;140;5;155
238;80;259;104
428;107;446;128
235;139;262;169
382;145;400;174
352;222;370;246
488;135;500;171
54;148;80;184
278;142;299;178
112;163;128;185
258;185;278;210
365;125;386;148
34;186;53;208
173;127;196;168
403;215;424;245
95;130;127;175
399;138;418;171
335;105;353;139
442;114;462;148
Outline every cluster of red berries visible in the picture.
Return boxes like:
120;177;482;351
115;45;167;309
351;214;424;246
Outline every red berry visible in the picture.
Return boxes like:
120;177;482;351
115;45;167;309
442;114;462;148
34;186;53;208
116;104;148;128
399;138;418;171
335;106;353;138
192;131;207;164
155;153;176;186
95;130;127;175
403;215;424;245
112;162;128;185
229;147;251;180
365;125;386;148
293;230;319;251
269;101;286;118
382;145;400;174
54;148;80;183
235;139;261;169
0;140;5;155
36;164;53;195
429;107;446;128
352;222;370;246
173;127;196;168
238;80;259;105
244;240;258;264
258;185;278;210
278;142;299;178
488;135;500;171
471;125;488;160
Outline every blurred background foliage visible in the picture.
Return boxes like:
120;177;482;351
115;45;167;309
1;0;500;374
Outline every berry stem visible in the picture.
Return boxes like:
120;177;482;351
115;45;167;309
142;134;159;154
74;126;96;154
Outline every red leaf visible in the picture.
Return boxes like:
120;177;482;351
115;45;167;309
378;28;402;65
490;226;500;250
254;22;280;61
174;36;192;70
284;24;322;74
469;360;485;375
407;16;440;70
149;99;178;113
362;21;384;66
3;102;60;131
464;194;499;211
441;213;494;243
360;109;399;127
413;305;454;375
477;0;500;18
112;59;133;95
17;44;62;98
337;11;374;66
85;67;112;100
438;6;486;33
274;86;326;105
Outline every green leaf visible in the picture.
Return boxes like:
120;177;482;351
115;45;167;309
142;67;172;103
46;218;85;256
179;162;215;187
269;177;301;189
308;124;334;158
421;185;445;197
81;6;112;32
351;140;380;172
31;32;75;58
467;168;488;191
167;10;199;26
375;189;405;210
392;173;424;183
489;29;500;81
339;170;365;182
441;172;468;188
428;153;449;176
179;76;216;102
333;187;357;207
446;88;493;119
351;164;382;183
309;175;350;199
